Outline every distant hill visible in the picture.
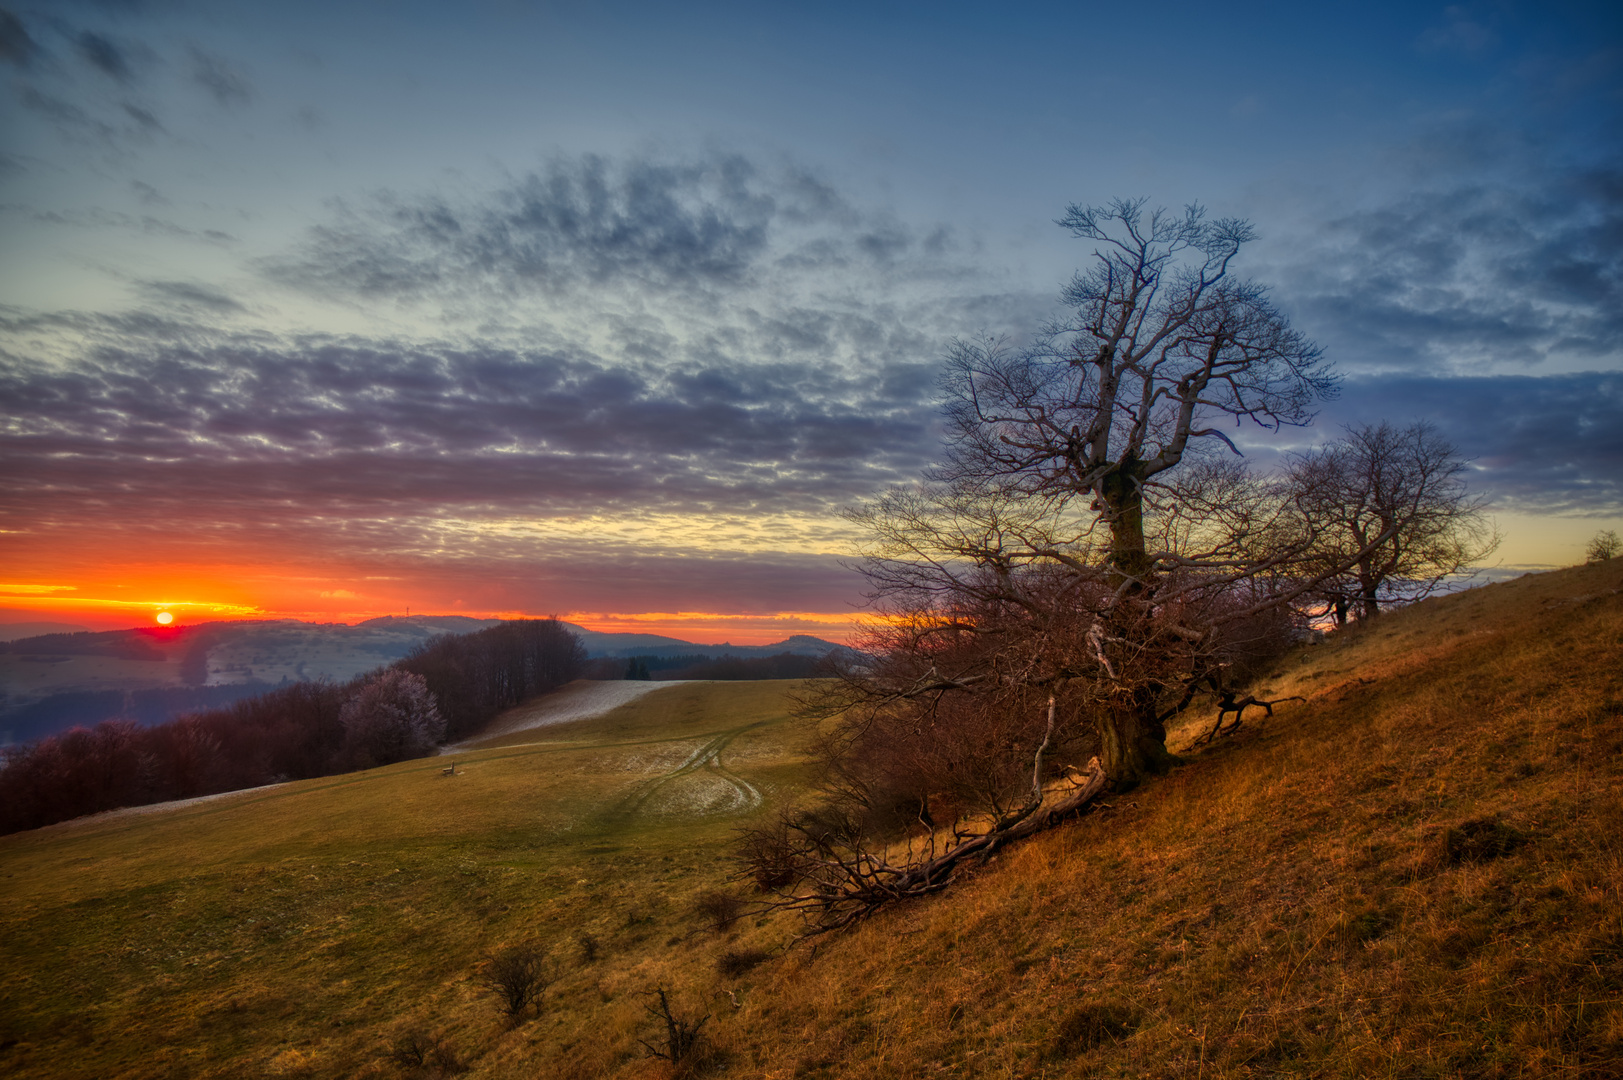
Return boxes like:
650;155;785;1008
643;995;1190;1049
0;622;92;643
0;616;501;745
0;615;846;744
559;622;845;659
354;614;503;635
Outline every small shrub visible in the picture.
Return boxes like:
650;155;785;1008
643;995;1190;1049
1443;818;1526;863
737;818;800;892
639;987;709;1063
388;1032;466;1074
576;932;599;964
717;947;771;977
388;1031;435;1068
694;889;744;932
429;1041;469;1075
1047;1002;1140;1058
481;944;555;1019
1330;906;1394;949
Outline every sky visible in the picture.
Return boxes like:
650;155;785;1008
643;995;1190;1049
1;0;1620;643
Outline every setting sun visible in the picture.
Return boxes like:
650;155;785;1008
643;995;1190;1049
155;611;173;625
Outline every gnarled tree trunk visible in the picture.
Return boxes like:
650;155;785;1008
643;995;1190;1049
1096;467;1178;789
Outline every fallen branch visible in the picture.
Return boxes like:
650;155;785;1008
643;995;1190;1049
1191;693;1306;746
749;756;1108;934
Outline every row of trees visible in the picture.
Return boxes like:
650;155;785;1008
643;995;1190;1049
0;619;585;834
591;652;828;681
751;198;1498;929
397;618;587;741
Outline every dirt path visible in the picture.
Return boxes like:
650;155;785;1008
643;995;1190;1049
614;724;764;816
444;679;685;751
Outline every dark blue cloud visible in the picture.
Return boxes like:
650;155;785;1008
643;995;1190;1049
0;8;36;67
0;318;941;529
1273;158;1623;374
265;152;945;303
188;45;248;106
1326;371;1623;513
135;279;243;312
75;30;132;81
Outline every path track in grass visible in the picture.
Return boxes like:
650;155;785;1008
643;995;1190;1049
613;723;765;816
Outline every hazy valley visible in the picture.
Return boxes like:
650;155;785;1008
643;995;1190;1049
0;618;842;747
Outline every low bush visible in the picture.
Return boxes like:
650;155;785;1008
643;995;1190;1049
481;945;555;1019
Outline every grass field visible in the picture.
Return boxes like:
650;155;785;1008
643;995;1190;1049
0;680;816;1079
3;561;1622;1079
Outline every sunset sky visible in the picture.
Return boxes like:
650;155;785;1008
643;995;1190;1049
2;1;1620;643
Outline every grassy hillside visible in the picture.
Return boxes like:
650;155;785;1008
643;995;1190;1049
3;562;1621;1078
0;681;812;1079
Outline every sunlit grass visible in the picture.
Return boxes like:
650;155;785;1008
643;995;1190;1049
721;559;1623;1078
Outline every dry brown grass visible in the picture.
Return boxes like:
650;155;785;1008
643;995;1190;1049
3;562;1621;1078
702;560;1623;1079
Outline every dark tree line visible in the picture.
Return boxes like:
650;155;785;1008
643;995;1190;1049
655;652;827;681
0;619;584;834
582;651;832;681
396;619;587;741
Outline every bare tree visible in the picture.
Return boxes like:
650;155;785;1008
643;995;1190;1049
1289;422;1498;624
742;201;1493;934
1587;529;1620;564
736;200;1398;931
893;198;1335;788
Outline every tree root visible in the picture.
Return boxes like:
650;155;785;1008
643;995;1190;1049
1190;693;1306;746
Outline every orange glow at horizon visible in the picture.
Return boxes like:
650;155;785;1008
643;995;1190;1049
0;533;872;642
0;574;862;644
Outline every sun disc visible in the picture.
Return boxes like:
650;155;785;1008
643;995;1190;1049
156;611;174;625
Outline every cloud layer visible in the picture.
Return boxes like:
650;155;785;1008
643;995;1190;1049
0;326;940;524
7;146;1622;621
1328;371;1623;514
1271;155;1623;376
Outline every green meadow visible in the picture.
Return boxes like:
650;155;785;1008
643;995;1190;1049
0;681;814;1079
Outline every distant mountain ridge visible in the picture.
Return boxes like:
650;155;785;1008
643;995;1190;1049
557;623;844;659
0;622;92;643
1;616;846;745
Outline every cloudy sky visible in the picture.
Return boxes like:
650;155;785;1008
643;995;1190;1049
1;0;1619;641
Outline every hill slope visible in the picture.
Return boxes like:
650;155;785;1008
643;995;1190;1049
2;562;1620;1078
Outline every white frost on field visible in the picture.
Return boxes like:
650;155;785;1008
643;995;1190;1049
446;679;685;750
65;781;288;827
